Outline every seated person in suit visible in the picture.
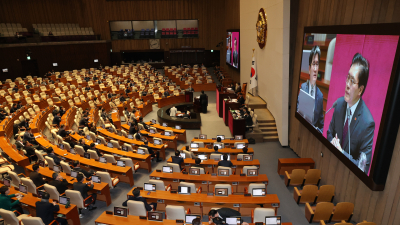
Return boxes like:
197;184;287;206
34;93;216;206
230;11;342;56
244;111;253;131
59;107;66;117
120;95;127;102
12;86;19;93
25;82;32;89
215;137;223;146
129;123;138;135
29;164;46;187
218;154;233;167
193;158;202;167
10;104;18;113
23;128;37;144
58;125;71;138
47;147;61;165
72;160;95;178
138;117;149;130
78;138;90;151
208;208;243;225
213;145;219;153
19;118;29;130
15;134;24;150
73;173;97;212
171;151;184;170
52;112;61;127
23;140;38;162
164;90;170;97
49;172;69;195
79;116;89;127
16;101;22;109
89;143;103;157
242;147;248;154
36;192;68;225
141;139;162;162
0;186;24;214
122;187;157;210
237;93;245;106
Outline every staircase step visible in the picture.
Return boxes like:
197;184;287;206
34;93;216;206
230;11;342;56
258;123;276;128
257;119;275;123
263;136;279;142
260;127;277;132
261;131;278;136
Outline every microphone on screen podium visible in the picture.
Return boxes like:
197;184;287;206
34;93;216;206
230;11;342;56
325;100;338;114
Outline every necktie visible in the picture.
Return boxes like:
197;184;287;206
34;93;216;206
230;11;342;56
310;87;314;96
342;110;352;148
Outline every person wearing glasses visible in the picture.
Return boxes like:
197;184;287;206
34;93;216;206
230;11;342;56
327;53;374;174
297;45;324;132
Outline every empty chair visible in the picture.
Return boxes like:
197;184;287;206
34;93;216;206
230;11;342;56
246;183;267;196
217;166;232;176
294;185;318;204
210;153;222;161
330;202;354;223
0;209;30;225
8;171;22;187
167;163;182;172
179;181;201;193
104;154;116;163
242;166;258;175
316;185;335;203
149;179;171;191
304;169;321;186
214;184;232;196
251;208;275;223
305;202;334;223
96;171;120;189
65;190;95;217
44;183;61;200
127;201;147;216
60;161;72;174
285;169;306;187
87;150;99;160
110;140;120;149
120;157;140;173
189;166;205;174
45;156;56;169
165;205;187;220
74;145;85;156
21;217;59;225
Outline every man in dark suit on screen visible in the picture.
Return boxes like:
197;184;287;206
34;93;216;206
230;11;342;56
327;53;375;174
297;46;324;132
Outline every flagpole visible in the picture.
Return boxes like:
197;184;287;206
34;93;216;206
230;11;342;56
252;48;255;96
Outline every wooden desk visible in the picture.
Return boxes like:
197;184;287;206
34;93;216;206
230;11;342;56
138;102;153;117
223;100;241;126
95;212;292;225
156;95;186;108
277;158;315;175
149;171;268;193
191;138;248;144
167;157;260;174
34;135;135;186
0;137;30;173
228;111;246;138
4;185;80;225
129;190;279;216
97;127;166;160
111;110;121;129
25;165;112;206
181;147;254;160
216;88;237;117
144;122;187;143
70;133;152;172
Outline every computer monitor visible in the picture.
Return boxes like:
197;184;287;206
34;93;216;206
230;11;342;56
164;131;171;136
215;188;228;196
214;143;223;149
148;211;164;221
178;186;191;194
190;143;199;148
39;160;45;167
144;183;156;191
117;160;125;167
137;148;145;154
102;124;105;129
216;135;225;140
247;169;258;176
3;178;10;187
99;157;107;163
128;122;132;126
96;139;102;144
59;144;64;150
180;153;186;159
18;184;27;194
107;143;113;148
83;152;90;159
128;135;133;139
153;139;162;145
265;216;281;225
149;129;155;134
226;217;241;225
252;188;266;196
37;190;46;198
235;135;243;140
198;154;207;160
218;169;230;176
162;123;167;127
243;155;253;161
71;171;78;178
152;119;156;124
114;207;128;217
86;135;91;140
189;168;200;175
175;125;181;130
162;166;173;173
92;175;101;183
121;146;128;151
220;154;230;161
70;149;76;154
108;127;113;132
185;215;201;224
59;196;69;205
53;165;61;173
236;143;245;149
199;134;207;139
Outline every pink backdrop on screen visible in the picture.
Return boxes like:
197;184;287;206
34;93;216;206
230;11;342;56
322;34;399;175
230;32;239;67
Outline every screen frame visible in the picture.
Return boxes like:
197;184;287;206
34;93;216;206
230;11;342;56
295;23;400;191
226;29;240;70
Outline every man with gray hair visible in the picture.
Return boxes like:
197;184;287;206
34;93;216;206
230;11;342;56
49;172;69;195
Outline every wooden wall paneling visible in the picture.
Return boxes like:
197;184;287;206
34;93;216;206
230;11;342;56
387;178;400;225
326;152;338;185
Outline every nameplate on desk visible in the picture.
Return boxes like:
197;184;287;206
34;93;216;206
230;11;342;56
212;138;216;140
272;203;279;207
237;159;242;161
157;199;164;203
156;177;160;180
173;179;179;182
244;193;251;197
233;204;241;208
105;211;113;215
207;165;212;168
263;181;268;184
240;173;246;176
156;169;161;172
255;222;263;225
208;181;212;184
185;164;190;166
232;182;238;185
211;173;216;176
150;177;155;180
202;181;207;184
139;216;147;220
207;193;214;196
194;202;200;206
176;219;184;224
182;172;188;175
232;166;236;169
194;137;198;139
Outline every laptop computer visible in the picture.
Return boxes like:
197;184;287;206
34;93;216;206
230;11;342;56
164;131;171;136
99;157;107;163
154;139;161;145
162;166;173;173
297;89;315;124
236;143;245;149
226;217;241;225
116;160;125;167
175;125;181;130
148;211;164;221
185;215;201;224
178;186;191;194
92;175;101;183
59;196;70;205
198;154;207;160
265;216;281;225
128;135;133;139
252;188;266;196
162;123;168;127
53;165;61;173
180;153;186;159
190;143;199;149
144;183;156;191
71;171;78;178
3;178;11;187
83;152;90;159
18;184;28;194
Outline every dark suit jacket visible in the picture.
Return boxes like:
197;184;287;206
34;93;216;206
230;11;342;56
129;126;138;135
200;94;208;106
49;179;69;195
23;132;35;142
218;160;233;167
73;167;93;178
244;115;253;126
35;201;60;225
122;196;153;211
327;97;375;173
164;91;170;97
15;140;24;150
58;129;70;138
171;156;184;170
73;181;94;199
238;97;245;105
217;207;241;220
29;171;45;187
48;153;61;165
79;118;88;127
52;116;61;126
297;80;324;130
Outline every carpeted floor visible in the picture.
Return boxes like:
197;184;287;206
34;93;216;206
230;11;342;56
10;68;316;225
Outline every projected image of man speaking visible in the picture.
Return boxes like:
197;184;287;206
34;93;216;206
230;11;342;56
327;53;375;173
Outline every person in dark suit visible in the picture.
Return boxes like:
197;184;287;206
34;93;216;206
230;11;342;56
58;107;66;117
15;135;24;150
235;82;241;93
16;101;22;109
122;187;157;210
187;85;194;92
36;192;67;225
244;111;253;131
10;104;18;113
237;93;245;106
327;53;374;174
79;116;89;127
77;139;90;152
58;125;71;138
129;123;138;135
138;117;149;130
23;140;38;162
164;91;170;97
52;112;61;127
297;45;324;131
141;139;162;162
13;122;20;136
208;208;241;224
200;90;208;113
73;174;97;211
29;164;46;187
232;38;238;67
47;147;61;165
49;172;69;195
12;86;19;93
218;154;233;167
171;151;184;170
72;160;95;178
23;128;36;143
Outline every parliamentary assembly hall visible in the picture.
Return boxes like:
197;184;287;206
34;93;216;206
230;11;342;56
0;1;400;225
